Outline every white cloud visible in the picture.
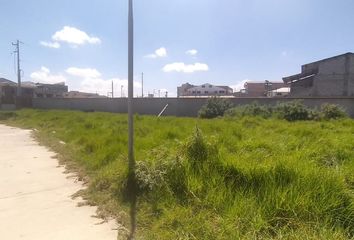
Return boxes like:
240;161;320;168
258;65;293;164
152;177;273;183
40;26;101;48
281;51;288;57
155;47;167;57
186;49;198;56
145;47;167;58
80;78;142;96
80;78;116;95
30;67;66;84
162;62;209;73
65;67;141;96
53;26;101;45
230;79;253;92
66;67;101;79
40;41;60;49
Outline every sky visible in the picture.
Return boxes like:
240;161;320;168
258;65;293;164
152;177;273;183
1;0;354;97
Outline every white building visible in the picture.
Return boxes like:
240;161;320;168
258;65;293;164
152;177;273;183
177;83;233;97
268;87;291;97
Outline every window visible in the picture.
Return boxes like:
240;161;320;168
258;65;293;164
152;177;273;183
202;85;205;88
205;91;209;94
219;90;225;94
197;91;201;94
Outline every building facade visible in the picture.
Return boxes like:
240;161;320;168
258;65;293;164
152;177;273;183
1;79;68;107
177;83;233;97
22;82;68;98
283;53;354;97
63;91;107;98
235;81;287;97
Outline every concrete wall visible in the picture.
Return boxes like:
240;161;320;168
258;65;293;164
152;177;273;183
346;54;354;96
32;97;354;117
0;104;16;111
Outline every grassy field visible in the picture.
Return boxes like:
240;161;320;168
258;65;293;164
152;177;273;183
1;109;354;239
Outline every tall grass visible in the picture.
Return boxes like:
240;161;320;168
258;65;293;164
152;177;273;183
1;109;354;239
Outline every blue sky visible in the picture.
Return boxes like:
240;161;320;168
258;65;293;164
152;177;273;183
1;0;354;96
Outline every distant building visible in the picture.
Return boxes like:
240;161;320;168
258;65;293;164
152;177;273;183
283;52;354;97
0;78;16;86
177;83;233;97
268;87;291;97
22;82;68;98
0;78;34;105
1;79;69;106
235;81;287;97
63;91;107;98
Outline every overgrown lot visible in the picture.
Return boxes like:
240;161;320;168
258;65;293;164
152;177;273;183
1;109;354;239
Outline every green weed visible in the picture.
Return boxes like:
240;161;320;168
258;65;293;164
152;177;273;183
1;109;354;239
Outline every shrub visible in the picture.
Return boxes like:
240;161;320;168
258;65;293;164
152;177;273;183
224;101;351;122
184;127;219;169
135;160;167;194
320;104;347;120
274;101;317;121
134;148;187;199
225;102;272;118
0;111;17;120
198;98;233;119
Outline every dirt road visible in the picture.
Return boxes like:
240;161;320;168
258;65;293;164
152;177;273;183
0;124;118;240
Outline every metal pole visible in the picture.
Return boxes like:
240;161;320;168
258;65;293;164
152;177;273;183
127;0;136;239
128;0;134;171
141;72;144;98
128;0;134;174
112;80;114;98
12;40;21;97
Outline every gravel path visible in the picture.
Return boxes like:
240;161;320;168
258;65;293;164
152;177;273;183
0;124;118;240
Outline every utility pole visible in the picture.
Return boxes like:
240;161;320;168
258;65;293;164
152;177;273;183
111;80;114;98
127;0;136;239
141;72;144;98
128;0;135;183
12;40;21;97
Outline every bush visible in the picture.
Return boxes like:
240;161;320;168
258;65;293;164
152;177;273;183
184;127;219;170
320;104;347;120
0;111;17;120
225;102;272;118
274;101;317;121
134;148;187;199
198;98;233;119
224;101;350;122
